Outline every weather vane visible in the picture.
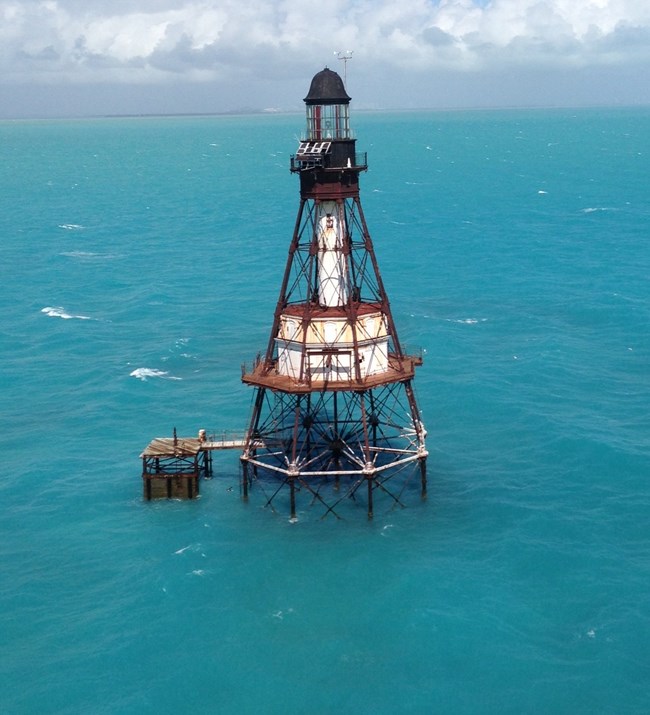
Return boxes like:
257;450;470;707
334;50;354;87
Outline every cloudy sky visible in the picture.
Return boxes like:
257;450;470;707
1;0;649;118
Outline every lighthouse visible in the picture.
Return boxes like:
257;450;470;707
241;68;427;519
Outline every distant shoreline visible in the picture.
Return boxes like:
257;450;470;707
2;102;649;122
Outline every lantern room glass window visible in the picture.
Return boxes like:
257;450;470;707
306;104;351;141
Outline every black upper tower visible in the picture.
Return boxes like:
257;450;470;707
290;67;366;198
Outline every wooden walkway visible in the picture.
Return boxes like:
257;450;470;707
140;433;257;460
203;438;247;451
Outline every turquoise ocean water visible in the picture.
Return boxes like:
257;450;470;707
1;107;649;713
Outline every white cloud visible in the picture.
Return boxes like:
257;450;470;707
2;1;649;78
0;0;649;113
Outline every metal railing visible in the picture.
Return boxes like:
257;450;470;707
290;152;367;172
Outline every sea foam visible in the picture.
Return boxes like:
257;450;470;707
41;306;93;320
129;367;181;381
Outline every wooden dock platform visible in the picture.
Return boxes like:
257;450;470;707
140;430;247;500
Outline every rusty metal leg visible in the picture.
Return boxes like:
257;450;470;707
367;476;373;519
289;477;296;521
420;457;427;499
241;460;249;499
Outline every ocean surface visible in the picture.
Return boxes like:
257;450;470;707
1;106;649;713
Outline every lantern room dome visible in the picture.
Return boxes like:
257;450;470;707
304;67;351;105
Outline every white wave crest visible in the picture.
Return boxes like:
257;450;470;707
445;317;487;325
174;543;202;555
129;367;181;381
60;251;117;262
58;223;84;230
41;306;92;320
